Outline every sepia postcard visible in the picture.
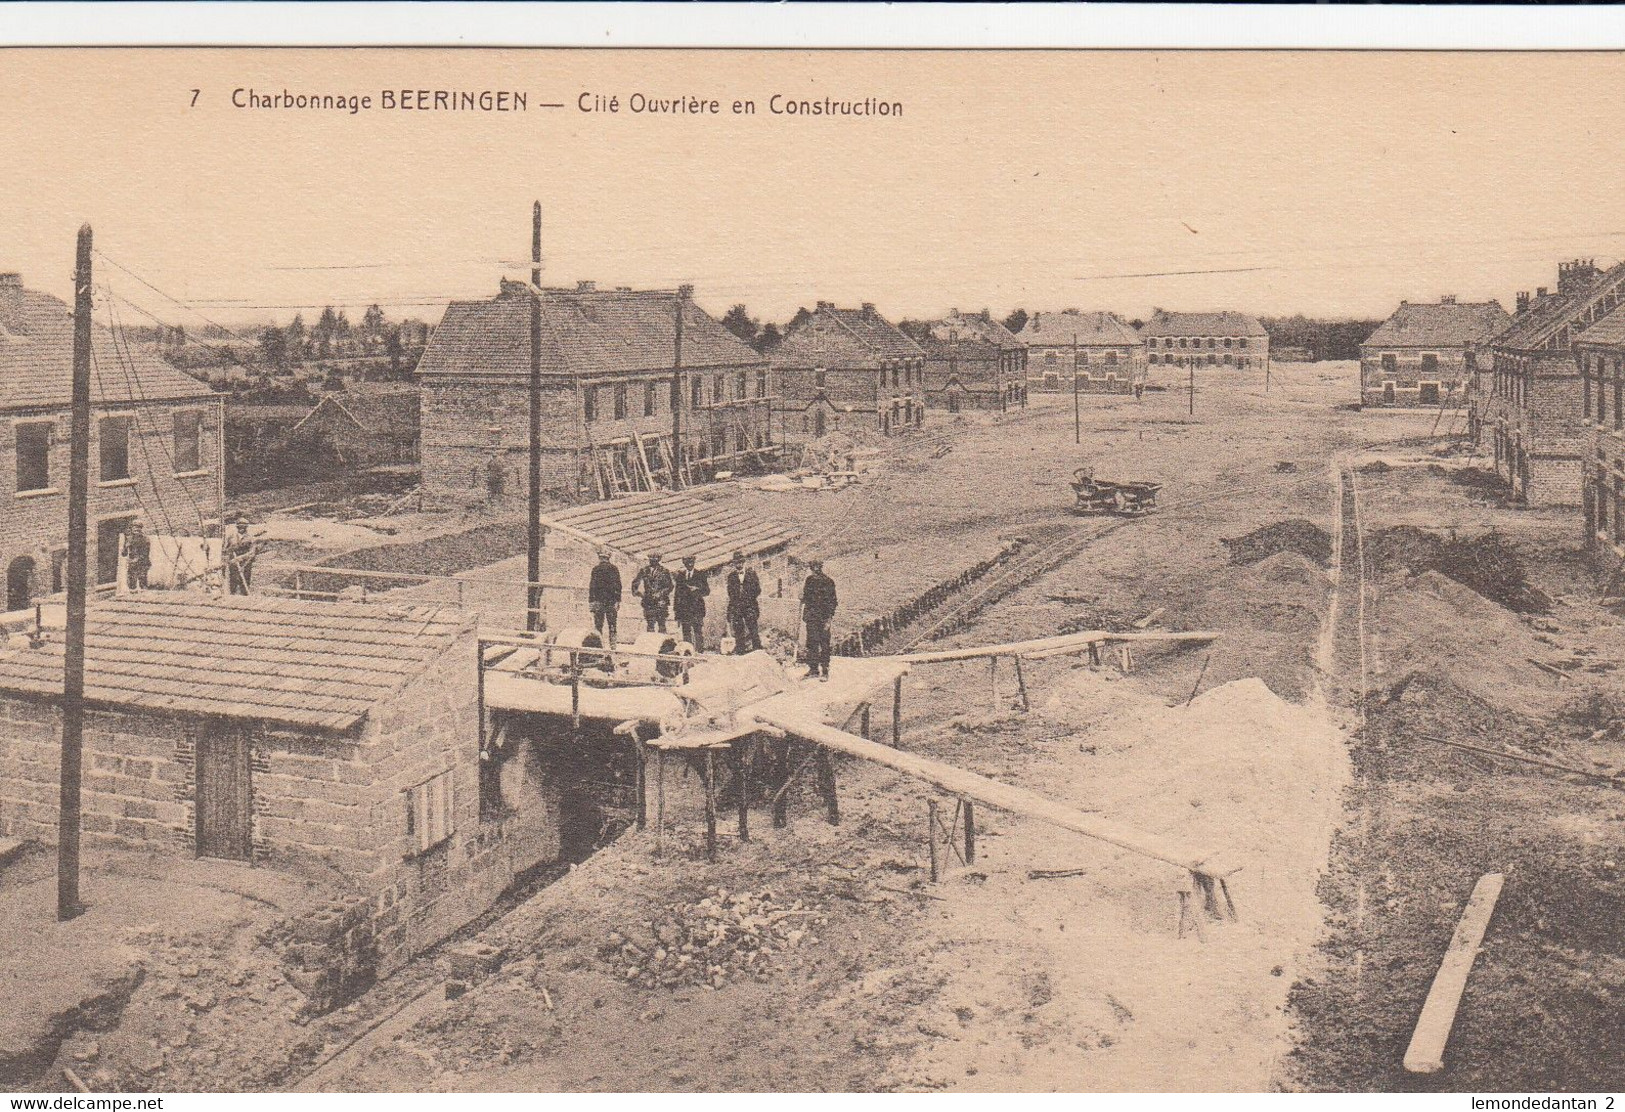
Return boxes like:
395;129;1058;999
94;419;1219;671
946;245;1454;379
0;13;1623;1101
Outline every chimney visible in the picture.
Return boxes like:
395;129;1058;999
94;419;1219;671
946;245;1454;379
677;284;694;300
1516;291;1530;314
0;272;21;330
1440;294;1456;305
1558;259;1600;295
861;302;876;319
576;280;596;292
1537;287;1548;299
816;300;833;311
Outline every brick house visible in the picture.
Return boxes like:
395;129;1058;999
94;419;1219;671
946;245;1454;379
1359;296;1511;409
768;302;925;445
1574;304;1625;553
0;273;224;613
1141;310;1269;371
1016;310;1146;394
904;310;1028;412
1482;260;1625;506
0;594;558;977
417;280;774;508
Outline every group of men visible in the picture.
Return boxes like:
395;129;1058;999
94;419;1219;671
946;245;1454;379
584;548;838;679
119;517;257;595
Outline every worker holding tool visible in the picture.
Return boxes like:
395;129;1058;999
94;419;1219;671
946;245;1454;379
672;554;710;651
224;517;258;595
801;558;838;682
587;549;623;647
725;550;761;654
125;519;151;591
631;552;674;633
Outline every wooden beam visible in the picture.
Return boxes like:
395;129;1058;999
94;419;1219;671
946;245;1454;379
896;629;1220;666
1403;873;1505;1075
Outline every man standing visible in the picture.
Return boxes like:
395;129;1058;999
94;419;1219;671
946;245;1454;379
724;550;762;654
631;553;674;633
587;549;623;647
224;518;257;596
672;554;709;651
125;519;151;592
801;558;838;682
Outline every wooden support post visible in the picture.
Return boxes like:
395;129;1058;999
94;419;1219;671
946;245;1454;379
892;675;903;747
703;749;718;862
927;799;941;883
988;655;1000;710
1118;645;1133;673
859;703;871;741
815;750;840;825
734;741;749;843
632;731;646;831
569;651;581;734
1403;873;1505;1075
1012;655;1030;712
655;749;667;857
963;800;976;864
773;739;791;828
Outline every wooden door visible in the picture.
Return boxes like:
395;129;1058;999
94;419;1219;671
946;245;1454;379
195;723;253;861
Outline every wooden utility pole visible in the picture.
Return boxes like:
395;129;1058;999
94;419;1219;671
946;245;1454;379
1188;360;1196;416
1072;333;1081;445
670;289;685;490
526;202;543;631
58;224;92;921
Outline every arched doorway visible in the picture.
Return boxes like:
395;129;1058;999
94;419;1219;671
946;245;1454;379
7;556;36;613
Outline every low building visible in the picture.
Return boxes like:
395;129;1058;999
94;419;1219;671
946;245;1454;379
1575;304;1625;553
905;310;1027;412
287;388;420;468
537;490;799;645
0;594;557;977
768;302;925;444
1141;310;1269;371
0;273;225;613
417;280;775;508
1483;259;1625;505
1016;310;1145;394
1359;296;1510;408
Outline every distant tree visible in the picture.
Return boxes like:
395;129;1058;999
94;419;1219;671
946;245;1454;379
386;325;404;373
362;303;386;341
721;304;760;346
258;325;288;371
753;322;782;354
1129;318;1145;330
1002;308;1029;335
286;313;307;357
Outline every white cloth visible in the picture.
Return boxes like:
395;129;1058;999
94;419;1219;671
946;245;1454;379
146;536;224;590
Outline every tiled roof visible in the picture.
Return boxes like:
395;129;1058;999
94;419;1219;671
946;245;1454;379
1576;301;1625;349
1017;310;1140;346
0;595;471;732
907;311;1025;354
1362;300;1511;349
0;284;217;411
416;283;765;381
543;491;797;572
769;303;924;369
1141;310;1267;338
1497;262;1625;351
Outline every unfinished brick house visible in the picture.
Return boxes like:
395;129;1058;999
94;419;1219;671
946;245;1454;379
768;302;925;445
1482;260;1625;506
417;280;775;507
0;273;224;613
1141;310;1269;371
0;594;557;976
1017;310;1146;394
1575;303;1625;554
904;310;1028;412
1359;296;1510;409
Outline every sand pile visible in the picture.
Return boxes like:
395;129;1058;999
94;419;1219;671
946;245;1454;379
1221;519;1332;568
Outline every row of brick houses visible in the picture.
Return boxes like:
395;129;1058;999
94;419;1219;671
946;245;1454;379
904;309;1028;412
1358;296;1512;409
1016;310;1147;395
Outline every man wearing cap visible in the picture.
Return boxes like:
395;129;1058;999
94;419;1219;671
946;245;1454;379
671;555;710;651
125;519;151;592
800;559;838;682
724;550;762;654
587;549;623;647
631;552;674;633
224;518;257;595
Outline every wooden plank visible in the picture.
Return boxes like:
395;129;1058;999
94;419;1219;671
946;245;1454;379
1403;873;1505;1075
751;709;1228;877
896;629;1219;665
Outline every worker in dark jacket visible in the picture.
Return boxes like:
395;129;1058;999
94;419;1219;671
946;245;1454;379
800;559;838;681
724;550;762;654
125;519;151;591
672;555;710;651
224;518;257;595
587;549;623;647
631;553;675;633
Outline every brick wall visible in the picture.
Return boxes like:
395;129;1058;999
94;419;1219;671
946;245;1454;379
773;362;925;447
0;399;224;606
1492;353;1585;506
1359;346;1471;408
419;379;584;509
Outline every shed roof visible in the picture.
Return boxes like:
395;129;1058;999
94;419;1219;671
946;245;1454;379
1362;300;1511;349
769;303;924;369
416;282;765;382
543;491;796;572
0;280;218;411
0;595;471;732
1016;310;1140;346
1141;310;1267;338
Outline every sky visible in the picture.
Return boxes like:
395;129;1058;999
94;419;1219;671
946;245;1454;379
4;48;1625;331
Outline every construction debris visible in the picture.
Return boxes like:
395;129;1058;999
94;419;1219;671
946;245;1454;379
1221;520;1333;567
603;889;827;990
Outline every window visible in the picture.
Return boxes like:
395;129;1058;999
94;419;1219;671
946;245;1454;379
644;381;657;417
713;375;724;405
172;410;203;474
1206;337;1216;349
1206;353;1216;365
1224;337;1233;349
15;421;51;493
1381;354;1398;376
95;515;134;585
736;370;747;398
1044;352;1058;365
1239;338;1249;350
613;383;628;420
815;368;827;390
756;368;768;397
691;377;704;409
405;769;455;854
98;416;132;483
1419;382;1441;406
583;386;598;422
1421;354;1439;377
1105;350;1118;366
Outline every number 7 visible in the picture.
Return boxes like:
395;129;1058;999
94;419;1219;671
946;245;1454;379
190;89;200;107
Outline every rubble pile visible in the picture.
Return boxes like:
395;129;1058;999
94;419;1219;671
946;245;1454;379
602;888;826;991
1221;519;1332;567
